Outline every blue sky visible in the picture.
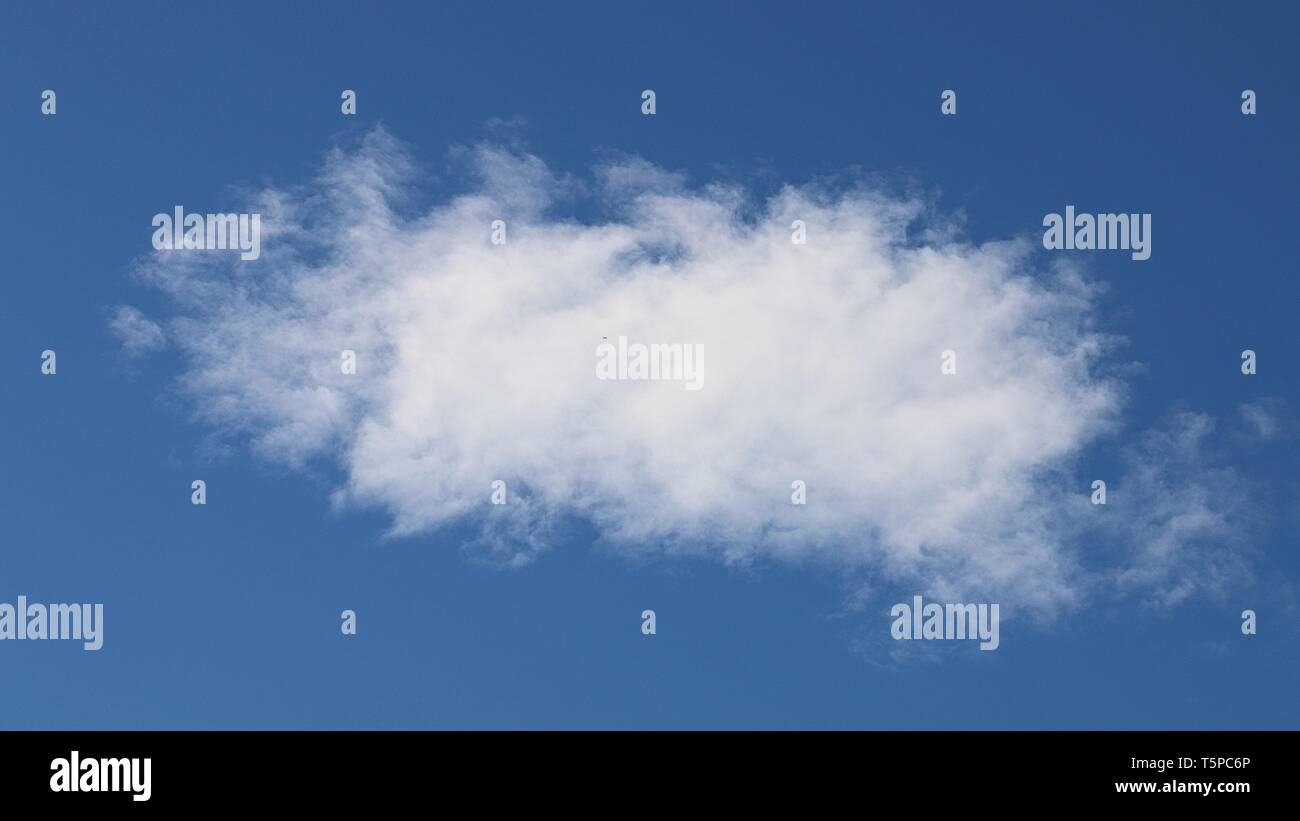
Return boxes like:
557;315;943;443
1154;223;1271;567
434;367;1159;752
1;1;1297;729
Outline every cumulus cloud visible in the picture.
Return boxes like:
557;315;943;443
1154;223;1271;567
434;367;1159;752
108;305;166;355
130;126;1253;615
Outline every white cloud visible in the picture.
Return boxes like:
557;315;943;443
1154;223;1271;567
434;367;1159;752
132;127;1253;616
1238;399;1290;440
1105;413;1255;608
108;305;167;355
